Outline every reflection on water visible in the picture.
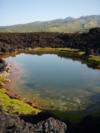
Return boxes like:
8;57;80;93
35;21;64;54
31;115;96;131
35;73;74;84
5;54;100;111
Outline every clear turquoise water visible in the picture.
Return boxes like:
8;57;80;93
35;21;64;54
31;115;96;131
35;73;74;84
6;54;100;111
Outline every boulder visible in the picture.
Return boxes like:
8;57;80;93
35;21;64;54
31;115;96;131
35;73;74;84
33;117;67;133
0;110;67;133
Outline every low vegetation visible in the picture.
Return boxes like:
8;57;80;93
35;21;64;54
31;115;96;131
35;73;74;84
89;55;100;63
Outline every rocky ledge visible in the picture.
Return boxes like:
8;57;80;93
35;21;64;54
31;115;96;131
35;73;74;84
0;109;67;133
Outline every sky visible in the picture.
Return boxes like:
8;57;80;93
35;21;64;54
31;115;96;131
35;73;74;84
0;0;100;26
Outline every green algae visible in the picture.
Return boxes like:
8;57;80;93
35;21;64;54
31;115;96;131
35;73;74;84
0;88;41;114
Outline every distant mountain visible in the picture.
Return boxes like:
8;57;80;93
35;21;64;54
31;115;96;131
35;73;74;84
0;15;100;33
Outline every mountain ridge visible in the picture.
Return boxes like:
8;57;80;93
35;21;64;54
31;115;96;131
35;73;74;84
0;15;100;33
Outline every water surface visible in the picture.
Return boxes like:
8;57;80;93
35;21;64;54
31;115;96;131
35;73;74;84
5;53;100;111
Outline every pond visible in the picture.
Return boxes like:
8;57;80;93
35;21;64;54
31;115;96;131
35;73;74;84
5;53;100;111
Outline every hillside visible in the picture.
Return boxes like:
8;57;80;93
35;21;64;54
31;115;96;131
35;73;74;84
0;15;100;33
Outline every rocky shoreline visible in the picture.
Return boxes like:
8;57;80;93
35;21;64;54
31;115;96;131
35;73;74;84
0;109;67;133
0;61;41;114
0;61;47;110
0;62;21;99
0;28;100;53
